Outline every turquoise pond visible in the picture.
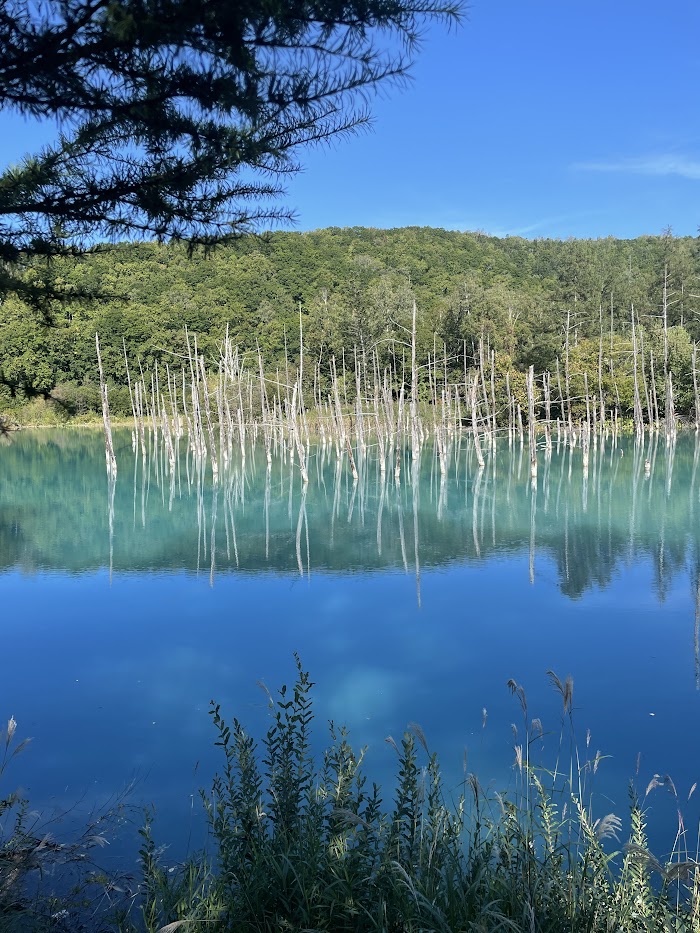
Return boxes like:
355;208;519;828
1;427;700;863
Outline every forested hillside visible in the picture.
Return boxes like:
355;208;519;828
1;226;699;422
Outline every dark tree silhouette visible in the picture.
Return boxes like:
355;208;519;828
0;0;460;299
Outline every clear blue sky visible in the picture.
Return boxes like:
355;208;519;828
3;0;699;241
283;0;700;239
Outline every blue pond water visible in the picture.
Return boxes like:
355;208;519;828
1;428;699;863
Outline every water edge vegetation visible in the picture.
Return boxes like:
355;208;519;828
3;659;700;932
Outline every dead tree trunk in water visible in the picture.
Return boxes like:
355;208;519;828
662;264;670;386
631;304;643;437
555;357;566;443
199;354;219;483
96;333;117;477
665;372;676;444
542;372;552;452
122;338;138;451
693;344;700;433
410;300;420;463
649;348;660;434
639;329;652;432
564;310;573;441
290;381;309;485
490;348;497;448
470;375;485;469
526;365;537;482
598;303;606;435
582;371;591;475
478;335;490;440
505;372;513;445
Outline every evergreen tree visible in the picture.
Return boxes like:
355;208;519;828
0;0;460;300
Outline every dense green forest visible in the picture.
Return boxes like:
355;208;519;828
1;226;699;423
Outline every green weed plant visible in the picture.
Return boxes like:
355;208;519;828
118;658;700;933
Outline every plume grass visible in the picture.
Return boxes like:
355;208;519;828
4;665;699;932
116;662;700;933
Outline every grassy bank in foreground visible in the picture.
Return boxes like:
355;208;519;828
3;661;700;932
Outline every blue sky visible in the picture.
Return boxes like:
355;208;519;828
283;0;700;239
2;0;699;241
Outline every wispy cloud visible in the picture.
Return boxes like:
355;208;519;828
488;217;565;238
469;212;599;239
370;210;599;239
574;154;700;180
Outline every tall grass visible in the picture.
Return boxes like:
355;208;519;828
116;657;700;933
3;668;698;931
1;717;130;933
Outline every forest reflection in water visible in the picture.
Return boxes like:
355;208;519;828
2;426;700;862
2;428;700;607
2;426;700;680
142;428;700;654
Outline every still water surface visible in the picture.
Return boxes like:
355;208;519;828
1;428;699;859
